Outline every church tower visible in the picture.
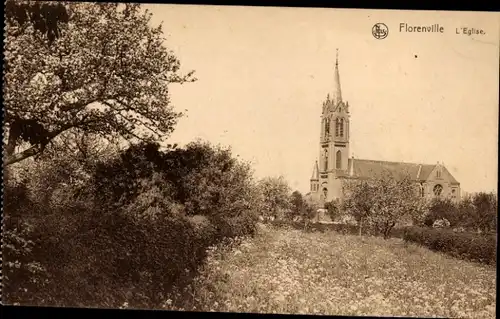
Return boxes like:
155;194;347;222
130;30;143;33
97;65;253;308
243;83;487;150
311;49;350;205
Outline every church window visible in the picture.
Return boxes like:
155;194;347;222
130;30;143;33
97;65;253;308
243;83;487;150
322;188;328;198
433;184;443;197
420;184;425;197
436;169;441;178
325;118;330;136
324;149;329;171
340;118;344;137
336;150;342;169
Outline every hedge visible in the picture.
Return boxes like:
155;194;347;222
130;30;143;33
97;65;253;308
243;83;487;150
402;226;496;266
268;220;496;266
268;220;406;239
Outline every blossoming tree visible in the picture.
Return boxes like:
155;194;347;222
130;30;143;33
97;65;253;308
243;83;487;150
4;1;195;166
258;176;292;221
342;169;426;238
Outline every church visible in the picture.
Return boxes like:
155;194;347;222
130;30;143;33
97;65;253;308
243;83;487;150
307;51;461;208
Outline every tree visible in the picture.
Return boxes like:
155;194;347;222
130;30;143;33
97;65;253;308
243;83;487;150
370;170;426;239
258;176;292;221
341;179;375;236
5;0;69;43
302;195;320;230
343;169;426;238
424;197;458;227
471;192;497;233
168;141;261;223
4;2;195;166
290;191;305;220
290;191;317;226
324;199;340;222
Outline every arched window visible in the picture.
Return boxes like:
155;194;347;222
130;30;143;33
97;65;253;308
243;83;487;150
336;150;342;169
324;149;329;171
433;184;443;197
335;118;340;137
325;118;330;136
339;118;344;137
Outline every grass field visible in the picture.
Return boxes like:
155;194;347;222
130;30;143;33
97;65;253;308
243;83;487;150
167;223;496;318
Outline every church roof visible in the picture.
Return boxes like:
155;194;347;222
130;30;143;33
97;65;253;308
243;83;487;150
346;158;459;184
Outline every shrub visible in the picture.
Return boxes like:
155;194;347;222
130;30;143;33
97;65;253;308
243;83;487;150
268;219;407;239
403;226;496;265
324;200;340;222
424;198;458;227
3;140;261;308
423;193;497;233
432;218;451;229
288;191;317;227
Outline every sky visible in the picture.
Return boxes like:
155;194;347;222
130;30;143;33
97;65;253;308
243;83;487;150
144;4;499;194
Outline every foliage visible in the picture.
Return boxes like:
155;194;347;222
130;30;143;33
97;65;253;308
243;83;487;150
268;219;407;238
342;169;426;238
4;2;195;166
258;176;292;221
5;0;69;43
421;193;497;233
3;139;260;308
341;179;375;235
403;226;496;266
289;191;316;221
432;218;451;229
324;199;340;222
166;141;261;223
368;170;426;238
423;198;458;227
469;192;497;233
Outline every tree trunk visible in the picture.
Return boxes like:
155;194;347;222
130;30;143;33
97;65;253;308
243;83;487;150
359;217;363;237
383;221;396;240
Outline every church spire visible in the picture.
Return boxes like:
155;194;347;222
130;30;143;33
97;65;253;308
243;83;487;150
333;49;342;105
311;160;319;180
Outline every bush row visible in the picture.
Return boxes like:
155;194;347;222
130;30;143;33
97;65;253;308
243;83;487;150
3;141;260;309
402;226;496;266
268;220;496;266
268;220;407;239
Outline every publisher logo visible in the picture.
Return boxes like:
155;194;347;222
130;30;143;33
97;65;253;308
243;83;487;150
372;23;389;40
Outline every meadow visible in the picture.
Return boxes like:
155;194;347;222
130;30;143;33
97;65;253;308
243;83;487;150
168;223;497;318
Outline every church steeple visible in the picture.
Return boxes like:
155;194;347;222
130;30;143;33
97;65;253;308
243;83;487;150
333;49;342;105
313;48;350;204
311;160;319;180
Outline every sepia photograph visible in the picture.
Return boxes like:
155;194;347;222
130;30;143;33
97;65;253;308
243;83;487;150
2;1;498;318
